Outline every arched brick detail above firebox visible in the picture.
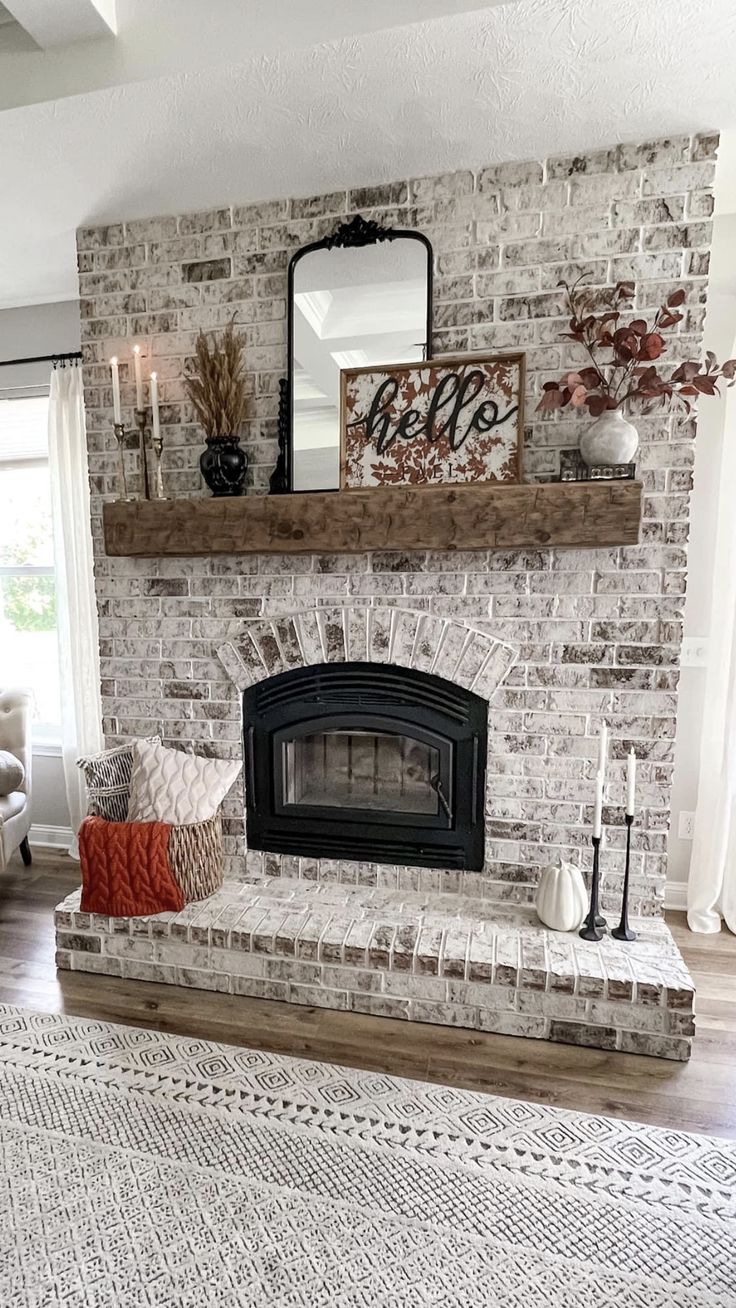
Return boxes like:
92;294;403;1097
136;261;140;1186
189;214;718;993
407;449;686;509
216;606;517;702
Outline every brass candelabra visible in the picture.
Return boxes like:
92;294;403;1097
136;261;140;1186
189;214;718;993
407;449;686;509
111;408;167;501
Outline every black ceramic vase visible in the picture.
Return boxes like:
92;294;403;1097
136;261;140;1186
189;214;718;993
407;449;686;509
199;436;247;497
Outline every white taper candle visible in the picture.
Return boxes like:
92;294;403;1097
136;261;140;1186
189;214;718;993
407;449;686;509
593;770;604;840
150;371;160;441
110;356;121;423
626;748;636;817
597;721;608;779
133;345;143;409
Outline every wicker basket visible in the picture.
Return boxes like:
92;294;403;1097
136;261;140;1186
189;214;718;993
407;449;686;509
78;741;225;912
79;808;225;909
168;815;224;902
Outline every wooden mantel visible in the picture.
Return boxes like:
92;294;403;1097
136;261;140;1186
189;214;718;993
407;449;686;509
102;480;642;558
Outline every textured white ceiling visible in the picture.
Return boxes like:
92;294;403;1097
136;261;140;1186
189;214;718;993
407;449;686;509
1;0;735;309
0;0;507;108
2;0;117;49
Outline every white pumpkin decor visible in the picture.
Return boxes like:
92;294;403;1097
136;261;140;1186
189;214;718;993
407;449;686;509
535;860;589;932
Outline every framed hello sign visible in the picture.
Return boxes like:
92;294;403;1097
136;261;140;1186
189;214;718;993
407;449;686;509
340;352;525;490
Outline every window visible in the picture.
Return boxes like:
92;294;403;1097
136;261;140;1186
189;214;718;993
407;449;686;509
0;393;62;744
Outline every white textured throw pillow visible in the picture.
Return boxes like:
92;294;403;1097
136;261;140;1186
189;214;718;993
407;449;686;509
0;749;24;797
127;739;241;825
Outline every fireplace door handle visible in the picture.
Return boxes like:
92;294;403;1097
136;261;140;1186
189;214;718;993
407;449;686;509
430;772;452;821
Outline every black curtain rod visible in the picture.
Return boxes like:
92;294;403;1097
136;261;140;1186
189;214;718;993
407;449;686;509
0;350;83;368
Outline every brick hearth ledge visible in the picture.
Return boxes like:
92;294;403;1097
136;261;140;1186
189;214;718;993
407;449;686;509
55;881;694;1061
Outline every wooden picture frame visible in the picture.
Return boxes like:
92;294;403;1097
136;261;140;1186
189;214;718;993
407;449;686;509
340;352;525;491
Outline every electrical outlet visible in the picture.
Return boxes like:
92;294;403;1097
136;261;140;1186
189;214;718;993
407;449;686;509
681;637;708;668
678;810;695;840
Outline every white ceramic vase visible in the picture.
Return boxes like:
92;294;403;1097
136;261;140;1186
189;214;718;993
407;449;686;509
535;861;589;932
579;409;639;467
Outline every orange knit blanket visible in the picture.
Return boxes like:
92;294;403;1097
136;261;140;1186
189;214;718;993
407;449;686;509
79;816;185;917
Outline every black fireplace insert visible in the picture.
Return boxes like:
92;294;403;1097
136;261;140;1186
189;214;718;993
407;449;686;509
243;662;486;869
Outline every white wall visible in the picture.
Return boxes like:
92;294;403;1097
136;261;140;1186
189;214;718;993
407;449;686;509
667;211;736;899
0;299;81;388
30;751;76;846
0;298;81;845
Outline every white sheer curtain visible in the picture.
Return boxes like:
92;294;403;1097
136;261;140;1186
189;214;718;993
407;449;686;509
48;364;103;856
688;373;736;934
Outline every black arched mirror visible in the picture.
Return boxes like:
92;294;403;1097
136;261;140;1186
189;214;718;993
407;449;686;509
270;216;433;493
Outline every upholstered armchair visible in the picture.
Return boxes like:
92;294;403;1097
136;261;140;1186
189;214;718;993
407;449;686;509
0;689;33;871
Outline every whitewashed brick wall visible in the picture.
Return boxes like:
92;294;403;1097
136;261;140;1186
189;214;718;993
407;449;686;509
77;133;718;916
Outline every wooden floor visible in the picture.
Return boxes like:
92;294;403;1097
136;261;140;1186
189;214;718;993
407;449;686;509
3;849;736;1139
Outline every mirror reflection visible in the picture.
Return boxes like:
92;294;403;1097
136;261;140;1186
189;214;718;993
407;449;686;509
290;236;431;491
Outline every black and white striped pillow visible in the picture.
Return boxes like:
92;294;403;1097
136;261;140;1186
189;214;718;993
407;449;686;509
77;738;161;822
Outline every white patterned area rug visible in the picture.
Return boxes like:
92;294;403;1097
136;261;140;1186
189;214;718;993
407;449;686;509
1;1006;735;1307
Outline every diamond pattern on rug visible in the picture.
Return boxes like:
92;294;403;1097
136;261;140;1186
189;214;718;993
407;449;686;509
0;1004;734;1307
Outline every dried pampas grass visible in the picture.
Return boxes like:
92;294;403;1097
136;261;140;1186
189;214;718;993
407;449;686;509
184;319;247;439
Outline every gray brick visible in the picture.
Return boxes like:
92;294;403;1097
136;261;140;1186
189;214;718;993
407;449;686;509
182;258;232;283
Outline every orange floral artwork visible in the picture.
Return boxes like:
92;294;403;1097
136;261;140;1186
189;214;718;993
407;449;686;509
341;353;524;489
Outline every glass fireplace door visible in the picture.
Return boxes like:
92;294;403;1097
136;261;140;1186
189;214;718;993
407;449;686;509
282;728;444;817
274;716;453;828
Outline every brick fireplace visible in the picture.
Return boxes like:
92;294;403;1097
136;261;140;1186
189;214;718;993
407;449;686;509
54;133;717;1058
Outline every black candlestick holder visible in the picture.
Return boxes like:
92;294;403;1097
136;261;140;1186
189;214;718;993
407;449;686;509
579;835;606;941
612;813;637;942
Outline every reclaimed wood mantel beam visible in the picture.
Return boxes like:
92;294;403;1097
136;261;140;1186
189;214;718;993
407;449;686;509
102;481;642;558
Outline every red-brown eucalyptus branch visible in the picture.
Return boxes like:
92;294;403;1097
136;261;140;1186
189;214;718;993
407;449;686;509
537;276;736;419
